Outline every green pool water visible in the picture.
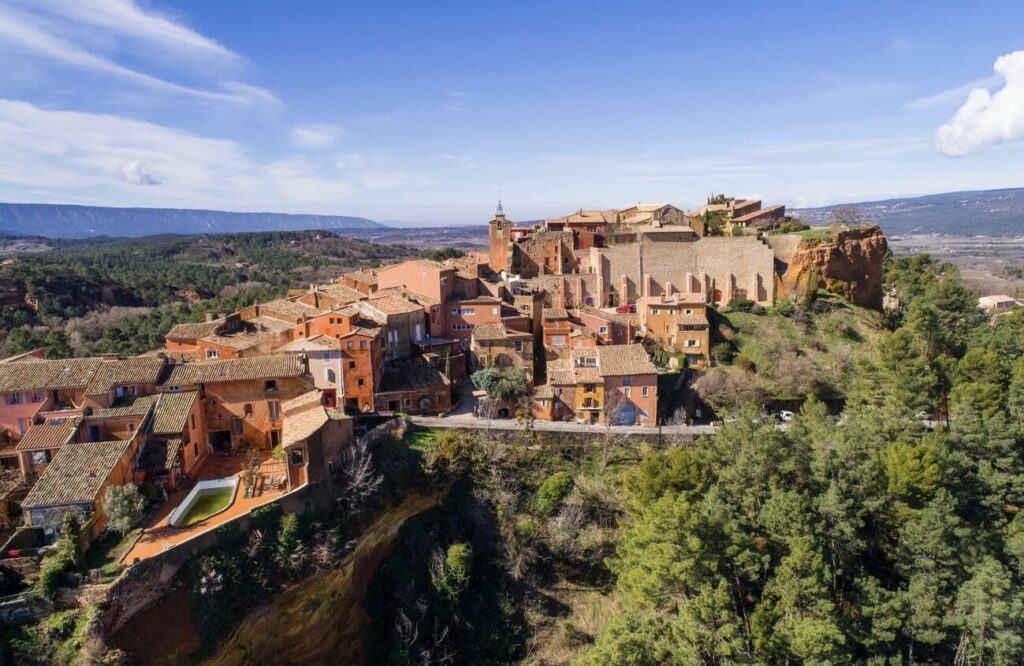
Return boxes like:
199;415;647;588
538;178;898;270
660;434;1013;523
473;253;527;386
178;487;234;526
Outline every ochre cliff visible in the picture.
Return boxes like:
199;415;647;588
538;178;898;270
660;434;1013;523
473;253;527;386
777;225;888;310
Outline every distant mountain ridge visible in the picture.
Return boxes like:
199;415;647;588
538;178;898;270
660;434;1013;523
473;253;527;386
792;187;1024;236
0;203;387;238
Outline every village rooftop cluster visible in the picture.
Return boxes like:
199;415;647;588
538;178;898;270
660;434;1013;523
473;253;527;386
0;196;788;559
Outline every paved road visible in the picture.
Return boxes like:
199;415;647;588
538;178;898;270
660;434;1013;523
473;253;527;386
407;414;717;436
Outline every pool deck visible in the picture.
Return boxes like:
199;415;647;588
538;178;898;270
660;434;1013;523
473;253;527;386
123;451;288;563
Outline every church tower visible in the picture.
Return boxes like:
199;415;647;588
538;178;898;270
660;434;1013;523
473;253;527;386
488;199;510;273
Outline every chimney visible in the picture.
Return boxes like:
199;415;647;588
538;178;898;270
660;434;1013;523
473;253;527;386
665;281;673;296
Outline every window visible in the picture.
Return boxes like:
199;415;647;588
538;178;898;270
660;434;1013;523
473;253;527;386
325;368;337;384
348;361;356;369
599;326;608;334
16;418;26;435
357;378;365;387
684;309;693;315
243;403;254;416
268;400;281;420
32;391;45;403
642;386;649;397
360;340;366;349
551;335;566;346
193;442;199;459
231;417;243;434
492;307;499;315
264;379;278;392
166;385;181;392
31;450;49;466
206;348;219;359
347;341;354;349
290;447;305;465
4;392;20;405
540;399;549;407
652;309;660;315
623;387;631;398
622;376;632;386
191;413;196;430
404;398;411;407
440;276;448;286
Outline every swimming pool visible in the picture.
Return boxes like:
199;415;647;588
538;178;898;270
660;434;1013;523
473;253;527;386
167;477;239;528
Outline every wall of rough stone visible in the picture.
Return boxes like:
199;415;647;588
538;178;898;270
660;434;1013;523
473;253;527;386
586;235;775;305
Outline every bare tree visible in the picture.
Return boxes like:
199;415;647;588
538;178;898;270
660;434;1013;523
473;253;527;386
337;439;383;512
692;367;766;416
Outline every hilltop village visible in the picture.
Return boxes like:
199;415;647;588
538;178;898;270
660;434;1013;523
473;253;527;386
0;196;886;567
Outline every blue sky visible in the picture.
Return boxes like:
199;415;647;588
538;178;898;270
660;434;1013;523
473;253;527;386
1;1;1023;225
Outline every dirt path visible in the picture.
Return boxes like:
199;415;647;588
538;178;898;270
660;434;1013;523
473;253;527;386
203;490;444;665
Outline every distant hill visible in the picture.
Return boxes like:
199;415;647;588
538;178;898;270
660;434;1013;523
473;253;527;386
792;188;1024;236
0;203;387;238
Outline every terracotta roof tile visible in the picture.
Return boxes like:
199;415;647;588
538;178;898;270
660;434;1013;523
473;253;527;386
85;357;166;396
23;440;131;508
151;391;198;435
0;358;103;392
597;345;657;377
161;356;305;386
15;420;78;451
166;320;223;341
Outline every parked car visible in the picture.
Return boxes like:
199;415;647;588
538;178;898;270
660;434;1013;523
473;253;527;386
615;303;636;314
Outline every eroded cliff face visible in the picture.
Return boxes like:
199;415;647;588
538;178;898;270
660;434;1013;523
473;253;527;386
778;225;888;310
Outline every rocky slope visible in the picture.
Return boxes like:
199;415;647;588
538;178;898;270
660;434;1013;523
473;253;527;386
776;225;888;309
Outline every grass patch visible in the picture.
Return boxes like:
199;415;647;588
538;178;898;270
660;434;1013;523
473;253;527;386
82;527;141;580
401;428;444;452
6;605;96;665
178;488;234;527
793;227;833;241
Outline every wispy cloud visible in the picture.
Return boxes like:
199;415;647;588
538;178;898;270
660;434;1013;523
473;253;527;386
445;90;472;111
291;123;344;151
904;75;1001;111
936;50;1024;156
0;99;427;211
14;0;240;63
0;3;275;105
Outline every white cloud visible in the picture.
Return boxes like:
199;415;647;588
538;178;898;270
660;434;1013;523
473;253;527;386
936;50;1024;156
16;0;240;63
0;99;426;212
119;160;161;185
290;123;344;150
904;75;1001;111
0;3;275;105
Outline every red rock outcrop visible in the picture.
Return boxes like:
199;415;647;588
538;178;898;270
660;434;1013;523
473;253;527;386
778;225;888;310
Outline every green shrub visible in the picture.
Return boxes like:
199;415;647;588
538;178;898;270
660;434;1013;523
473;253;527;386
36;516;81;599
433;542;473;601
139;482;159;503
711;342;736;365
727;297;755;313
102;483;146;535
276;513;300;560
534;471;575;516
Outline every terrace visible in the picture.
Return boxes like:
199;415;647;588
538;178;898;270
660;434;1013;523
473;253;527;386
122;449;288;563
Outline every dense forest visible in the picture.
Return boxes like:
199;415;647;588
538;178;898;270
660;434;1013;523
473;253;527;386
0;231;418;357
